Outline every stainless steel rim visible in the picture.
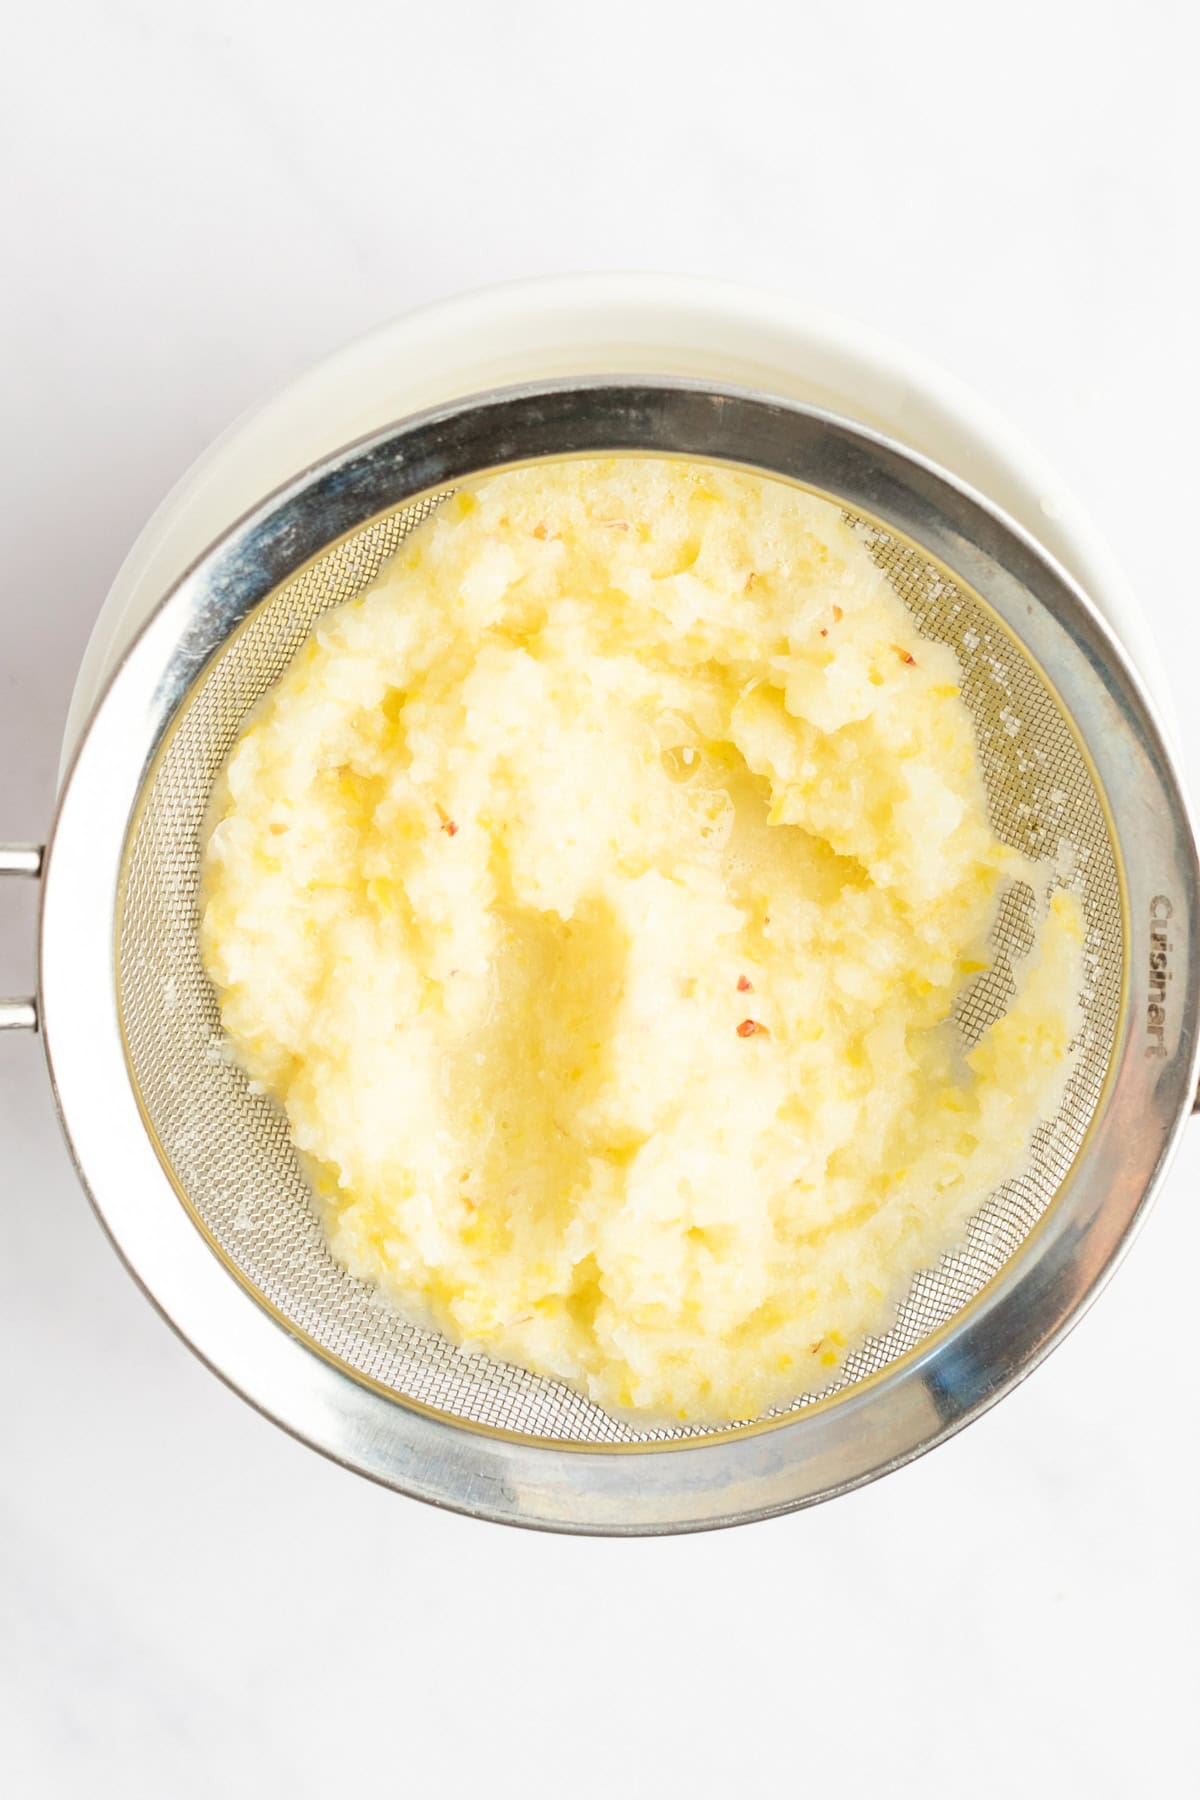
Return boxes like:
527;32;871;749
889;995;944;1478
39;380;1200;1533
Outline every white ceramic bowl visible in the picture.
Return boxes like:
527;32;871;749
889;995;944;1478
34;285;1198;1531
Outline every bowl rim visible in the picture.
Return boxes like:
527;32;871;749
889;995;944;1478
60;272;1181;775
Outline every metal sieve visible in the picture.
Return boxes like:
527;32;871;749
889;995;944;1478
6;380;1198;1532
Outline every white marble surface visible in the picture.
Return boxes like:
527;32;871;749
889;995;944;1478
2;3;1198;1794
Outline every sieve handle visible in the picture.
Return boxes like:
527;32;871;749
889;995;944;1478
0;844;43;1032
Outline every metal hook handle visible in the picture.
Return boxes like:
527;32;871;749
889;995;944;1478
1;844;44;1032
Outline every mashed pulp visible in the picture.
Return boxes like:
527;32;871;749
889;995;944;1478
201;460;1083;1424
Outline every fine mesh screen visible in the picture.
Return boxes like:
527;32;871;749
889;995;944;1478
118;476;1122;1445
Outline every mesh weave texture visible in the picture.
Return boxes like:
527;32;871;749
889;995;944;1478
118;482;1121;1444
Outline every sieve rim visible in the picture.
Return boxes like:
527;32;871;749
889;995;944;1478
39;380;1200;1532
